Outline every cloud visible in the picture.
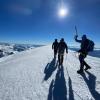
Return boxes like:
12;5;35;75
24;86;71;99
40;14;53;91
6;0;45;15
8;4;32;15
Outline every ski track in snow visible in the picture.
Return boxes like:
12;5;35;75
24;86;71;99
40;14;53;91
0;45;100;100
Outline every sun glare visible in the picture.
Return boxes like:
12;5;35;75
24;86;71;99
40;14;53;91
58;7;69;18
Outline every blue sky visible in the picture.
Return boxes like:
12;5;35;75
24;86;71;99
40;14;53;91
0;0;100;46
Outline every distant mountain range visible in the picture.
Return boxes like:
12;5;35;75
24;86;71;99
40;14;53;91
0;42;44;58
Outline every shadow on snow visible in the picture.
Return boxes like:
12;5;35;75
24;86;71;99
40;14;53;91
47;66;75;100
47;67;67;100
44;58;58;81
68;76;74;100
44;55;100;100
80;71;100;100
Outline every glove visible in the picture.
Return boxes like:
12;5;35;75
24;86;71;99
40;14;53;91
78;49;81;53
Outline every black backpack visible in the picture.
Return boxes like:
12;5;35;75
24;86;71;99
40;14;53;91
87;39;95;52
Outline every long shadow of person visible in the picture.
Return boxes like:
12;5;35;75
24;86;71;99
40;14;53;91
47;66;67;100
68;77;74;100
80;71;100;100
44;58;58;81
47;80;54;100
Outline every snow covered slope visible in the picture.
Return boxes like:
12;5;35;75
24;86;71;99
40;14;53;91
0;45;100;100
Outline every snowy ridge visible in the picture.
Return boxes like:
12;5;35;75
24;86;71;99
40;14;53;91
0;45;100;100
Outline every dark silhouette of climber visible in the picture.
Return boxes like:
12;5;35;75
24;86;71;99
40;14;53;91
57;38;68;68
75;35;91;73
52;39;59;59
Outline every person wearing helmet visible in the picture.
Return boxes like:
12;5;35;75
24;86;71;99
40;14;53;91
52;39;59;59
75;34;91;74
57;38;68;68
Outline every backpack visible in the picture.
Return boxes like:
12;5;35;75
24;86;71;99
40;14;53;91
87;39;95;52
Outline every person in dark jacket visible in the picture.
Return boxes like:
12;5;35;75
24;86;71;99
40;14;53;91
57;38;68;67
52;39;59;58
75;34;91;74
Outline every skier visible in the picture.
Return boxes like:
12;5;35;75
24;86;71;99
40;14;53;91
57;38;68;67
52;39;59;58
74;34;91;74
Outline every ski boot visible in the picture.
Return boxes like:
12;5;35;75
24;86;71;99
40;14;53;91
85;66;91;71
77;69;84;74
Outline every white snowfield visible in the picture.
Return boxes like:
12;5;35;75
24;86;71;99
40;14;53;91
0;45;100;100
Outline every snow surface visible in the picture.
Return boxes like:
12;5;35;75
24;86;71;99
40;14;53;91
0;45;100;100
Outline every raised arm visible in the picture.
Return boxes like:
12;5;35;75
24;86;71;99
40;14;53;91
74;35;82;43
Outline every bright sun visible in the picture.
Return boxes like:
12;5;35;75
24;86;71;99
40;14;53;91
58;7;69;18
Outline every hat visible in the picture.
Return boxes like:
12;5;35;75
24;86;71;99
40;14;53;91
60;38;64;42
